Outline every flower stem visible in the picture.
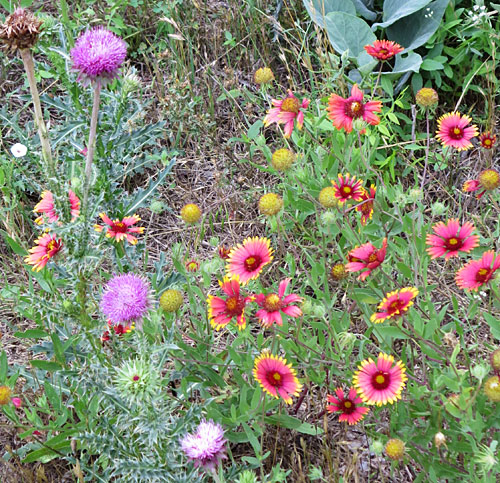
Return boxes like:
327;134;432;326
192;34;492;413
20;48;56;179
420;108;431;191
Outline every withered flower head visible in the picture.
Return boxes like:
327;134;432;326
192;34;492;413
0;8;43;52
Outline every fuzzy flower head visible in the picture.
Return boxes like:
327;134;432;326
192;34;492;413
0;386;12;405
370;287;418;323
226;237;273;285
346;237;387;281
207;276;253;330
436;112;478;151
255;278;302;328
258;193;283;216
364;40;403;60
331;173;365;203
113;358;160;404
426;219;479;260
263;90;310;138
180;203;202;224
415;87;439;109
356;185;376;225
385;438;406;461
463;169;500;199
455;251;500;291
0;8;43;52
100;273;151;326
479;131;496;149
94;213;144;245
327;84;382;133
254;67;274;85
271;148;295;171
319;186;340;209
71;27;127;86
159;289;184;313
326;387;369;425
353;352;407;406
181;420;227;471
330;263;348;281
24;232;62;271
253;351;302;404
34;190;80;225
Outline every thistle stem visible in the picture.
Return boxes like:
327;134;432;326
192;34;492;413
20;48;55;179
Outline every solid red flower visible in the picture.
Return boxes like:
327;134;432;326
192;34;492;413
364;40;403;61
346;237;387;281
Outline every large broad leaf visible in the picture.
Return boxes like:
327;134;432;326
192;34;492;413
386;0;449;51
303;0;356;29
351;0;377;21
373;0;433;29
356;50;378;74
381;51;423;75
325;12;376;58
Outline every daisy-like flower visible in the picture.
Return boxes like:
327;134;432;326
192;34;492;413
426;219;479;260
70;27;127;86
24;233;63;271
94;213;144;245
364;40;403;61
263;90;310;138
255;278;302;328
353;352;407;406
326;387;369;425
181;420;227;471
327;84;382;133
370;287;419;323
436;112;478;151
463;169;500;199
34;190;80;224
185;260;200;272
455;251;500;291
479;131;496;149
207;276;254;330
100;273;151;326
218;245;231;260
253;351;302;404
346;238;387;281
356;185;376;225
226;236;273;285
331;173;365;203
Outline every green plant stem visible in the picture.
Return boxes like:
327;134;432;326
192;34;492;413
20;48;56;180
420;108;430;191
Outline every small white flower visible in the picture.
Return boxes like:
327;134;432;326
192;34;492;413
473;5;480;10
10;143;27;158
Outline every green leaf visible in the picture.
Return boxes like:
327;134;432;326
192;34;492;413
22;433;73;463
30;360;62;372
242;422;261;456
324;12;376;58
350;0;377;20
373;0;433;29
420;58;444;71
14;329;49;339
247;120;263;140
0;351;7;381
0;230;27;256
483;312;500;340
53;122;86;147
303;0;356;28
384;52;423;74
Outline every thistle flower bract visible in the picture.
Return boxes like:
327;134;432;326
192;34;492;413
181;420;227;470
0;8;43;52
71;27;127;86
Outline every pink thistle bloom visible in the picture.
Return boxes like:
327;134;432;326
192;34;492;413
226;236;273;285
24;233;63;271
70;27;127;86
331;173;365;203
436;112;478;151
94;213;144;245
181;419;227;471
346;237;387;281
263;90;310;138
370;287;419;323
11;397;22;408
253;351;302;404
207;276;253;330
479;131;496;149
426;219;479;260
356;184;376;225
255;278;302;328
364;39;403;61
353;352;407;406
100;273;150;326
463;169;500;199
327;84;382;133
326;387;369;425
455;251;500;291
33;189;80;225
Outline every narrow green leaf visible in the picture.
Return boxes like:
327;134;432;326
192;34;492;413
30;360;62;372
14;329;49;339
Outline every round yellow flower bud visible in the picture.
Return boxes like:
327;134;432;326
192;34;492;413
491;349;500;373
258;193;283;216
330;263;348;281
415;87;439;108
254;67;274;85
385;438;405;461
160;289;184;313
180;203;202;224
0;386;12;405
319;187;339;208
484;376;500;402
479;169;500;191
271;148;295;171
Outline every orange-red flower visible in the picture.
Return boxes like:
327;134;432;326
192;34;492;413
364;40;403;60
356;185;376;225
479;131;496;149
463;169;500;199
370;287;418;323
34;189;80;224
426;219;479;260
24;232;63;271
94;213;144;244
263;90;310;138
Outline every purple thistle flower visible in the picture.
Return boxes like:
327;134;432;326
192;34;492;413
180;420;227;470
100;273;150;326
70;27;127;86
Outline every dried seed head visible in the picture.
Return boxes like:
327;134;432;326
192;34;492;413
415;87;439;108
0;8;43;52
385;438;405;461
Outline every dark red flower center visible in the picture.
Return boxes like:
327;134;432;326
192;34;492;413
368;253;378;263
475;268;492;283
340;398;356;414
225;296;245;316
371;371;390;390
245;255;262;272
388;298;406;315
345;100;364;119
266;371;283;387
112;221;127;233
263;293;282;312
281;97;300;114
46;239;61;256
449;126;464;140
444;237;463;250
